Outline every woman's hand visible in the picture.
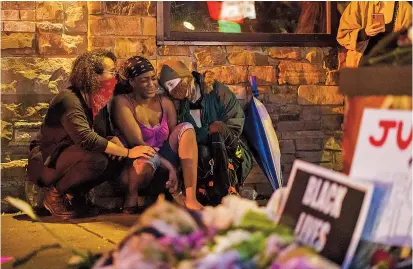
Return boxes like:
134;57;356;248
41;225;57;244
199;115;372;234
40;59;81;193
129;145;156;159
158;155;178;193
365;23;385;37
166;168;179;194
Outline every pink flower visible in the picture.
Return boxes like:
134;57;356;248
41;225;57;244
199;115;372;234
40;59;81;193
1;257;14;264
269;264;281;269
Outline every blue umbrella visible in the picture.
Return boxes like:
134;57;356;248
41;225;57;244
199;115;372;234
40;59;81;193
244;76;283;189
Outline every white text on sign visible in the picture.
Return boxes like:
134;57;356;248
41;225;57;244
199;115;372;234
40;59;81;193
295;175;348;252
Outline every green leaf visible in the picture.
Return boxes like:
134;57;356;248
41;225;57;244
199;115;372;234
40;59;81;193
237;210;293;239
5;196;38;221
238;210;274;229
233;232;266;260
360;29;412;67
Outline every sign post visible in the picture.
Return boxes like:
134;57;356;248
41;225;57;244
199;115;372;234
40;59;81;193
277;160;373;268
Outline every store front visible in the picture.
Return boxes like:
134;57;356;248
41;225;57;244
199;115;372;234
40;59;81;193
1;1;411;269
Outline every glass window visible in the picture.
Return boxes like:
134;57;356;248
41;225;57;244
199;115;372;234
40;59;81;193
157;1;337;46
170;1;328;34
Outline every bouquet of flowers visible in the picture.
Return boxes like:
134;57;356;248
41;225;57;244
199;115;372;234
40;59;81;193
92;191;338;269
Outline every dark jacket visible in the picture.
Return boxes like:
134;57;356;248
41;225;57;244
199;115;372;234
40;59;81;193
178;72;245;148
178;72;253;183
35;87;111;168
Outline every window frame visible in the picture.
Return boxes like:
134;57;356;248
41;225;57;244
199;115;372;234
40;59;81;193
156;1;338;47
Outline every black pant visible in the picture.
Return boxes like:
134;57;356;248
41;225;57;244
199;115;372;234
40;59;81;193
30;145;122;194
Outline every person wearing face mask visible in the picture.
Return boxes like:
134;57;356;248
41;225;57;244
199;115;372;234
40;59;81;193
111;56;203;213
27;50;156;219
159;60;253;206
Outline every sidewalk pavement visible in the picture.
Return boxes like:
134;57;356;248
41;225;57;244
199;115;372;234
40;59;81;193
1;212;139;269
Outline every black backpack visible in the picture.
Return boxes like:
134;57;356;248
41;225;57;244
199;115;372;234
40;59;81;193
196;132;252;206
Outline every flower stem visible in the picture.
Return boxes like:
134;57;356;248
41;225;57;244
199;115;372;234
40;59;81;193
368;47;412;65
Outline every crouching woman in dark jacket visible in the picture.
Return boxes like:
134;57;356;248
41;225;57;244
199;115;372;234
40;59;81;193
27;50;156;219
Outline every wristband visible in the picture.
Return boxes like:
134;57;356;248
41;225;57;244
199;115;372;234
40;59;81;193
126;149;130;158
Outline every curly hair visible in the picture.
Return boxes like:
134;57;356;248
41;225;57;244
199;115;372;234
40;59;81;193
69;50;116;94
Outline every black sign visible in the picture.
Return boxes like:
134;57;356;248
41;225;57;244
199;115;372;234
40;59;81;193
277;160;372;268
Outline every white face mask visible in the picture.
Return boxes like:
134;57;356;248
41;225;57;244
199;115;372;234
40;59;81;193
164;78;182;93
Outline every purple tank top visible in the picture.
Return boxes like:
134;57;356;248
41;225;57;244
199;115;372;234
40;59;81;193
123;95;169;148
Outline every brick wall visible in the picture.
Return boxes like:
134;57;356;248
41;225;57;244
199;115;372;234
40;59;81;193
1;1;344;209
1;1;88;210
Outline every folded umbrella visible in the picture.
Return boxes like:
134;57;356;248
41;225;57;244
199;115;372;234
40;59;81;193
244;76;283;189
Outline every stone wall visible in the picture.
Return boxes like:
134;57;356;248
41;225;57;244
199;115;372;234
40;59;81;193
1;1;344;210
1;1;88;210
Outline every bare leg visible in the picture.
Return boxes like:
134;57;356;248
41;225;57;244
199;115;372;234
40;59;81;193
178;129;204;210
123;160;154;213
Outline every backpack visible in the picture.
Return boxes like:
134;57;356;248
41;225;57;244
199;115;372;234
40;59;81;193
196;132;252;206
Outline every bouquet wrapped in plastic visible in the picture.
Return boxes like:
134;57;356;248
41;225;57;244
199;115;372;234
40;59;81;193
92;191;338;269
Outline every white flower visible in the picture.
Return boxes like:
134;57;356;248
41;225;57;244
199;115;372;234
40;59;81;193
201;195;262;231
265;188;287;222
151;220;179;237
202;206;233;230
196;251;241;269
213;229;252;253
220;195;260;225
